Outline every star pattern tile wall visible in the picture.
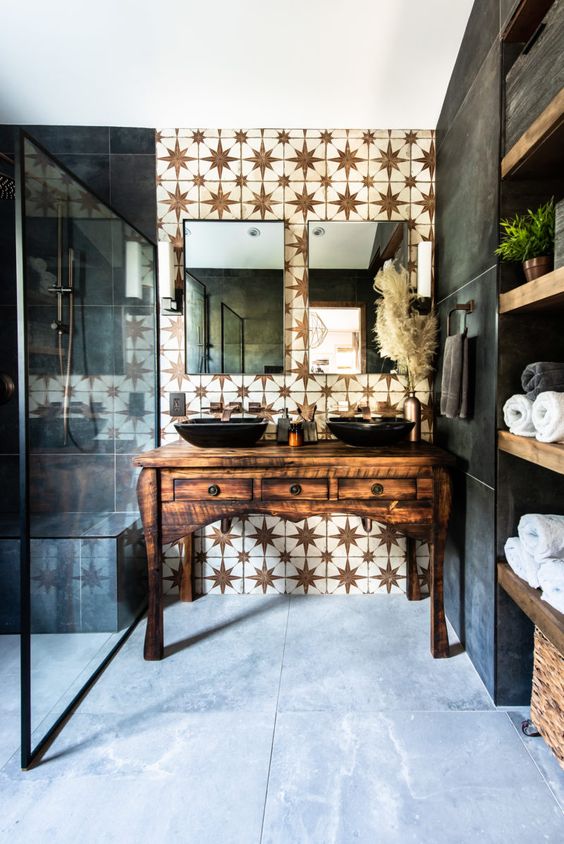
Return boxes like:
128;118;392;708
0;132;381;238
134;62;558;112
156;128;435;598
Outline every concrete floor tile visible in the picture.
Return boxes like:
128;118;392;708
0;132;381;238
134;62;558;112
262;710;564;844
278;596;494;712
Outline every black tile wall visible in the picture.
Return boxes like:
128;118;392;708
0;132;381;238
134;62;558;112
110;153;157;242
26;125;109;155
435;1;504;700
435;43;501;298
435;268;498;488
437;0;500;142
110;127;155;155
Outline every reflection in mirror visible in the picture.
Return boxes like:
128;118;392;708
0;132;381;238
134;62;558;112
184;221;284;374
308;221;407;374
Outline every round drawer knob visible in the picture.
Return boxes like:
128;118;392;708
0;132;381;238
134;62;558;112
371;483;384;496
208;484;220;497
290;483;302;496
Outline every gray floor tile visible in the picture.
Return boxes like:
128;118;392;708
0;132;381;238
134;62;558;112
278;596;493;712
262;710;564;844
0;710;274;844
78;595;289;716
506;708;564;812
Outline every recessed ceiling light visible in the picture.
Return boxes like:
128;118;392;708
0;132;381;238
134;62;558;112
312;226;325;237
185;227;191;236
247;227;261;238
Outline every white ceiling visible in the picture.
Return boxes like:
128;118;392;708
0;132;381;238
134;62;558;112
185;221;284;269
0;0;474;128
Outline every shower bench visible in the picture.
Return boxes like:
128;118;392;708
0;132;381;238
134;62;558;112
134;440;456;660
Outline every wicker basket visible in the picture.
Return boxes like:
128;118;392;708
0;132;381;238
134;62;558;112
530;627;564;768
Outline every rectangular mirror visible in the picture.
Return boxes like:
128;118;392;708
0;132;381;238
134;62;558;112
184;221;284;374
308;221;408;374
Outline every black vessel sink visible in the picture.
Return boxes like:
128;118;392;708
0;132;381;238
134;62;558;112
175;417;268;448
326;417;414;447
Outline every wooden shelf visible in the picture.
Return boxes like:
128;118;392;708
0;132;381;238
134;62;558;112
502;0;555;43
499;266;564;313
498;430;564;475
498;561;564;655
501;88;564;178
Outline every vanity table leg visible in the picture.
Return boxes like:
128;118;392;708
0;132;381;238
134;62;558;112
430;467;452;658
180;534;194;602
406;537;422;601
138;468;164;660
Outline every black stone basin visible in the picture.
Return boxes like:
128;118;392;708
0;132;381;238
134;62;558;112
326;416;414;447
175;417;268;448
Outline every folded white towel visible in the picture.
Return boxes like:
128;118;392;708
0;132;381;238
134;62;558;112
532;391;564;443
503;394;535;437
518;513;564;562
504;536;540;587
538;559;564;614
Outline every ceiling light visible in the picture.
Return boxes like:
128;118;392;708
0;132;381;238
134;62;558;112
185;227;191;237
312;226;325;237
247;227;260;238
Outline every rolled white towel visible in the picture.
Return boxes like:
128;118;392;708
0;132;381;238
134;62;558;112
502;394;535;437
532;391;564;443
538;559;564;614
504;536;539;586
518;513;564;562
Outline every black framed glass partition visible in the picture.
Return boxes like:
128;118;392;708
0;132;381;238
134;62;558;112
15;134;158;767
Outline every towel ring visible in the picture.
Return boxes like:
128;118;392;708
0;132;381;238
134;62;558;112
448;300;474;336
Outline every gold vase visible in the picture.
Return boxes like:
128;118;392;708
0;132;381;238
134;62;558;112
403;393;421;442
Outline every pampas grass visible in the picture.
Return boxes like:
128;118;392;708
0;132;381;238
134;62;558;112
373;261;438;392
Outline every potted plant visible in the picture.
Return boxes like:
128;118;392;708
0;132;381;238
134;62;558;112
495;198;555;282
373;262;438;441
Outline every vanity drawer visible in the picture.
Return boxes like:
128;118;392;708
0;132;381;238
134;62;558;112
261;478;328;500
173;478;252;501
337;478;416;500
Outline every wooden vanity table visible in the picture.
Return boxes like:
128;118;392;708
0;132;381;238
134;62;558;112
134;440;456;661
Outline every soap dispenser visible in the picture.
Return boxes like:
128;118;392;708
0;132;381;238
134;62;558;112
276;408;290;443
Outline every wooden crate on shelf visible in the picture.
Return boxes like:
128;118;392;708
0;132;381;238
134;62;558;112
505;0;564;151
531;627;564;767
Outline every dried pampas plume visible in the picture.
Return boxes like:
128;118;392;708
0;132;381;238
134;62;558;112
373;261;438;392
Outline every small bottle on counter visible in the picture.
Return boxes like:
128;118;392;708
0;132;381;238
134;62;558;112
288;421;304;447
276;408;290;443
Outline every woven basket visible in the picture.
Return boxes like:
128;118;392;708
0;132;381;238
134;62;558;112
530;627;564;768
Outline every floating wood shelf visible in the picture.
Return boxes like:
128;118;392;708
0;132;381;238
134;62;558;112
499;266;564;313
498;430;564;475
498;561;564;655
501;88;564;178
502;0;556;43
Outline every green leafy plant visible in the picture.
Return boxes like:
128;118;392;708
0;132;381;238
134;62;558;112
495;199;555;262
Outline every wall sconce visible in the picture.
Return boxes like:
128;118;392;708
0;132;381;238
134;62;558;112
417;241;433;299
158;241;183;313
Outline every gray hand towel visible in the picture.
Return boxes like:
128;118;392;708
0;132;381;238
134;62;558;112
521;362;564;400
440;332;469;419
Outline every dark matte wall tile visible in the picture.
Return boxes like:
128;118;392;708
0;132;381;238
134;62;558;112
0;125;16;154
437;0;500;141
110;128;155;155
0;200;16;307
110;154;157;242
30;455;115;513
496;585;534;705
0;306;19;454
25;126;109;155
435;267;498;487
0;457;19;513
436;43;501;299
55;154;111;204
445;472;496;697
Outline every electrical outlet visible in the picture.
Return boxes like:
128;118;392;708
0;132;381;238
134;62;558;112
169;392;186;417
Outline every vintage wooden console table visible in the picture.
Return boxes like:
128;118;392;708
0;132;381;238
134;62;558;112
134;440;455;661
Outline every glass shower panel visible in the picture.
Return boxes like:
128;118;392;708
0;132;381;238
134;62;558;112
19;136;157;764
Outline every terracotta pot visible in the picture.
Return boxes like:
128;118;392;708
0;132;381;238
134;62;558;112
523;256;553;282
403;393;421;442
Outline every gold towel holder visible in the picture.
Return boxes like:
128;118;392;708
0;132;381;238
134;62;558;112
448;300;475;336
